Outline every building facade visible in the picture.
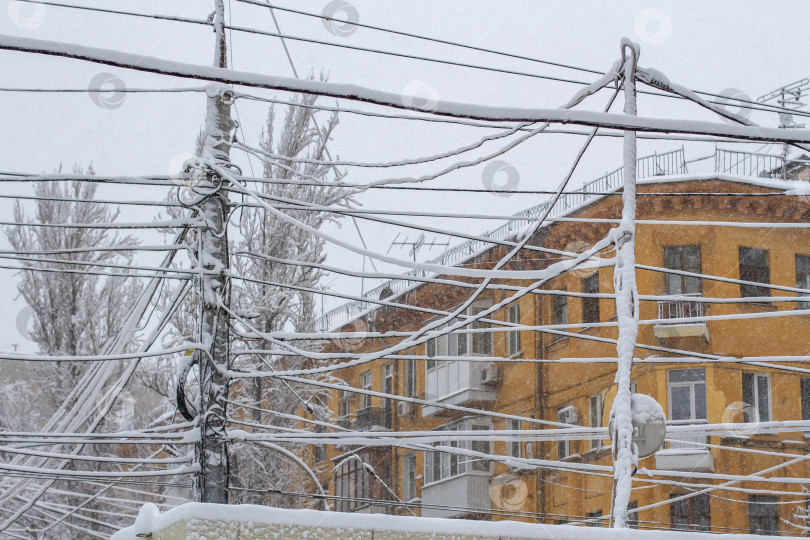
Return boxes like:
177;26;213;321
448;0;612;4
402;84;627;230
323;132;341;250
305;153;810;535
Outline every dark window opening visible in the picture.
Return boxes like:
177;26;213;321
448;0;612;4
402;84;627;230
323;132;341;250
554;290;568;326
797;254;810;309
670;493;710;531
801;378;810;422
582;273;600;325
749;495;779;535
739;247;770;298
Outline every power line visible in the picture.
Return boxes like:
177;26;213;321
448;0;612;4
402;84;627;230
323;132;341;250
237;0;810;119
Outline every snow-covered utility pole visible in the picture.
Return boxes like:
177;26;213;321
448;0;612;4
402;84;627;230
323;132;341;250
194;0;233;504
610;38;640;528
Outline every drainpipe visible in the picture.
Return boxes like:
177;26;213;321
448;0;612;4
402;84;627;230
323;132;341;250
535;287;546;523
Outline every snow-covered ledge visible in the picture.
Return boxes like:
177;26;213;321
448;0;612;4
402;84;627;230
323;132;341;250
112;503;801;540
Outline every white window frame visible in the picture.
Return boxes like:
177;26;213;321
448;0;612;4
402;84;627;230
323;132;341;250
425;300;493;375
507;303;521;357
589;394;603;451
423;417;492;486
338;389;351;419
402;453;417;501
507;419;522;458
557;406;571;459
667;369;707;421
743;372;771;423
360;371;372;409
382;362;393;428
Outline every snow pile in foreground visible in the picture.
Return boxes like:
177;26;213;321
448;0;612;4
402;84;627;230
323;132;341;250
111;503;798;539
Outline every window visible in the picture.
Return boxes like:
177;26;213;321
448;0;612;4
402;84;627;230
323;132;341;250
586;510;603;527
425;301;493;371
582;273;600;325
589;393;603;451
801;378;810;423
557;406;572;459
338;389;351;419
470;424;491;471
313;395;327;463
739;247;770;298
426;338;436;370
554;290;568;326
402;454;417;501
334;457;371;512
382;363;393;428
742;372;770;423
749;495;779;535
664;245;702;295
404;359;416;398
360;371;372;409
507;303;521;356
670;493;710;531
797;254;810;309
313;430;326;463
628;501;639;529
470;304;492;356
424;419;491;484
668;369;707;422
507;419;521;458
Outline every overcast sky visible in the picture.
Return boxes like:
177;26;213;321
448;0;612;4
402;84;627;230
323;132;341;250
1;0;808;352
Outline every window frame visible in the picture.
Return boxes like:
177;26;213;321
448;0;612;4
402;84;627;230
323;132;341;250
796;254;810;309
664;245;702;296
382;363;393;428
739;246;771;299
801;378;810;425
557;406;572;459
670;493;710;531
667;369;707;422
507;419;521;458
423;418;492;486
402;453;417;502
582;273;600;326
360;371;372;409
338;389;351;419
749;495;779;535
334;457;372;513
553;289;568;327
404;358;416;398
742;372;771;424
425;300;493;374
589;393;603;451
507;302;522;356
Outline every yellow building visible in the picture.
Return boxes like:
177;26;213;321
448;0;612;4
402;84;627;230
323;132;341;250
307;149;810;535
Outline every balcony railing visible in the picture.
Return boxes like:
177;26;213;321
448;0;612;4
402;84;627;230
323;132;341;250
658;293;706;322
316;146;809;333
316;148;687;332
666;419;709;450
356;406;390;431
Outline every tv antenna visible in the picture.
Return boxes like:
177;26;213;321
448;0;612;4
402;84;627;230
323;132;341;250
387;233;450;262
758;78;809;178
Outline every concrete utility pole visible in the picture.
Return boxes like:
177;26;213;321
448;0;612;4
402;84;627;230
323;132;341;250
194;0;233;504
611;39;640;528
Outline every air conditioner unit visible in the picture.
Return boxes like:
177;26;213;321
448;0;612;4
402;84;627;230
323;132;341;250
481;363;498;386
397;401;415;417
558;405;580;425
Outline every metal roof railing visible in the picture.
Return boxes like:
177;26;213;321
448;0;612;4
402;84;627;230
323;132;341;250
315;148;688;332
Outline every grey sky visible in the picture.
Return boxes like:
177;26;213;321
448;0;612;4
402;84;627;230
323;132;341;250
0;0;807;351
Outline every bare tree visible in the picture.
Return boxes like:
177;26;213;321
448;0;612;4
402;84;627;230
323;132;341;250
6;165;143;417
3;164;147;536
227;91;351;506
